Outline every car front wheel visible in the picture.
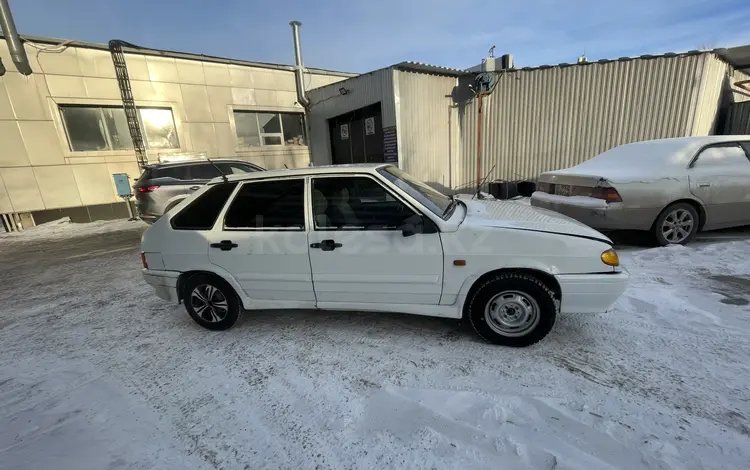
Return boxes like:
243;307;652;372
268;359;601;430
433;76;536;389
183;274;241;330
467;273;557;347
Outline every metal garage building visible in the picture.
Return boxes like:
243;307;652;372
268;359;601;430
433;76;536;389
307;48;750;193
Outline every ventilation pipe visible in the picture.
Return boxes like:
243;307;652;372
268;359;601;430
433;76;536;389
289;20;310;108
0;0;31;75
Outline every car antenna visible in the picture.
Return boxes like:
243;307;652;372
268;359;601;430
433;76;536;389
206;158;228;183
475;164;497;200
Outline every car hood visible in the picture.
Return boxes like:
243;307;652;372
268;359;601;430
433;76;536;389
459;198;612;244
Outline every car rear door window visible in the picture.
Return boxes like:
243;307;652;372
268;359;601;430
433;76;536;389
171;183;238;230
224;179;305;230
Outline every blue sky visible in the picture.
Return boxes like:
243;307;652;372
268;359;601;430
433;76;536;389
10;0;750;73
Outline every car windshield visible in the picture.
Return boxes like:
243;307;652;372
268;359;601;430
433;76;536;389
377;166;454;219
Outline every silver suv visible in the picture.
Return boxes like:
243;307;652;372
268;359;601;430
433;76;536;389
134;159;264;223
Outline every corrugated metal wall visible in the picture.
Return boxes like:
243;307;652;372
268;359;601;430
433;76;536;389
394;71;459;191
732;68;750;103
457;54;707;185
307;68;395;165
691;54;730;135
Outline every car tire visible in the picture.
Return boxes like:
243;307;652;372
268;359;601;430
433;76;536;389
467;273;557;347
652;202;699;246
182;274;241;331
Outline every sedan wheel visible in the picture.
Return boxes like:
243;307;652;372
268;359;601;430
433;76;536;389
660;208;694;244
653;202;699;246
183;274;241;330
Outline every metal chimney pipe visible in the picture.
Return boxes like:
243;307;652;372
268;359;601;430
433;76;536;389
289;20;310;108
0;0;31;75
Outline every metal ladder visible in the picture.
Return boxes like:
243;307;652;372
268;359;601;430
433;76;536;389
108;40;148;168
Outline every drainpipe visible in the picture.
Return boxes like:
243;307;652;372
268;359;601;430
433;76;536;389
0;0;32;75
289;20;310;108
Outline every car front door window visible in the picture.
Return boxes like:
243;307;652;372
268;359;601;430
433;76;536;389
311;176;415;230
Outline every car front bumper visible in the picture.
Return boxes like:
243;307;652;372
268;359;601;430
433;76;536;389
530;192;658;231
142;269;180;303
555;269;629;314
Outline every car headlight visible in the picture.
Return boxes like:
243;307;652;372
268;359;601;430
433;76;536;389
601;249;620;267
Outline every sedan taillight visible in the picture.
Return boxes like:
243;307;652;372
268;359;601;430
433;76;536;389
138;185;160;193
591;187;622;203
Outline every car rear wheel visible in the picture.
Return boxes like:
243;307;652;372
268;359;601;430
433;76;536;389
653;202;698;246
183;274;241;330
467;273;557;347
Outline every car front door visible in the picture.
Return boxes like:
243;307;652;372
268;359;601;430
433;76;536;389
307;175;443;305
206;177;316;305
688;142;750;228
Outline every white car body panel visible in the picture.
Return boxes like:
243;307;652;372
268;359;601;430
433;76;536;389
141;164;628;323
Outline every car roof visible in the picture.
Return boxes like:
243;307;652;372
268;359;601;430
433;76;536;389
207;163;392;184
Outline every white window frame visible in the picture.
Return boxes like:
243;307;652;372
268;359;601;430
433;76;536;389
231;110;307;149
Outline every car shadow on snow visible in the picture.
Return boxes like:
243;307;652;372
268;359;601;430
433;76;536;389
608;224;750;249
169;306;600;351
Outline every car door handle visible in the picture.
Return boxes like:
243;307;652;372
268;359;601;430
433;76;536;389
189;186;201;190
310;239;342;251
210;240;238;251
697;182;711;188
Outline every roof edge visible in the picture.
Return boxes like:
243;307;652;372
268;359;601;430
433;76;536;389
0;33;356;77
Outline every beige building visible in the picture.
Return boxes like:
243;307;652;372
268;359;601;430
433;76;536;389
0;35;352;228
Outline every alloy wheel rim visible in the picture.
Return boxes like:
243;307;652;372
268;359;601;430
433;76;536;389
661;209;694;244
484;290;540;337
191;284;229;323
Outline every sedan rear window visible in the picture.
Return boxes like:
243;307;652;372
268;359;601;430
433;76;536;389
171;183;238;230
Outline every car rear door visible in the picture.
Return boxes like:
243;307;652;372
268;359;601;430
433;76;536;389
307;174;443;305
688;142;750;228
205;177;315;305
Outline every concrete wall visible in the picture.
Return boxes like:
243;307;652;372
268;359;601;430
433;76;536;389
0;40;348;217
307;68;395;166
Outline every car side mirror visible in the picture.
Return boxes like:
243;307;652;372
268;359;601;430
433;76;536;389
400;213;424;237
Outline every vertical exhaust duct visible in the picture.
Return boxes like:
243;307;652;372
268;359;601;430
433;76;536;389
0;0;31;75
289;20;310;108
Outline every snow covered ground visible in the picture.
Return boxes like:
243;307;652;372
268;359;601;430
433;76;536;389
1;219;749;469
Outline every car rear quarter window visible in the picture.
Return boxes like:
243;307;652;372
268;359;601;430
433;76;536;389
224;179;304;230
171;183;238;230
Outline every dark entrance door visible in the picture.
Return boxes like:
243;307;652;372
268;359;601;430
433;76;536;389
328;103;384;165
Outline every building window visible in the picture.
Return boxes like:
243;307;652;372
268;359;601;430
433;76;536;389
59;105;179;152
233;111;306;148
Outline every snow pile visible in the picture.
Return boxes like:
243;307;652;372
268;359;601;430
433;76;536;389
0;217;146;241
0;225;749;469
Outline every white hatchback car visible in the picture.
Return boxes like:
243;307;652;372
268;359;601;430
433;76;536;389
141;164;629;347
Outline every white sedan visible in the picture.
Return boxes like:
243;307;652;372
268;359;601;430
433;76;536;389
141;164;628;347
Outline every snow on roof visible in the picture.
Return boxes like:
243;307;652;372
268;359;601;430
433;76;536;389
548;135;750;177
